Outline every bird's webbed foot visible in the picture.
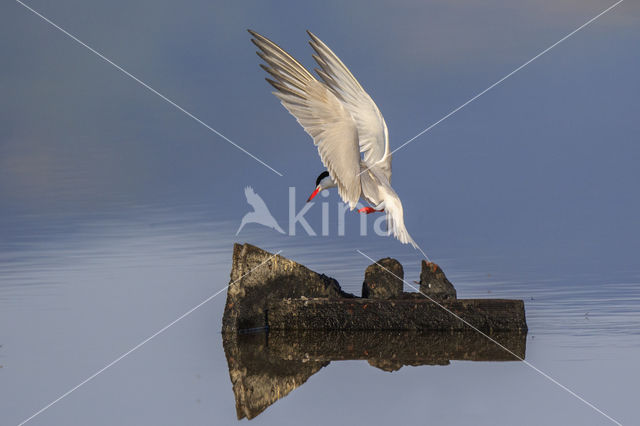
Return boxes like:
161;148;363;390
357;207;384;214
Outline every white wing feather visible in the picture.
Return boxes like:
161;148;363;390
307;31;391;177
250;30;361;209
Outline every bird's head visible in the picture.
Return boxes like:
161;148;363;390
307;171;334;202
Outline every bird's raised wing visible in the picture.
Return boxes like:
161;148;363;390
307;31;390;176
249;30;361;209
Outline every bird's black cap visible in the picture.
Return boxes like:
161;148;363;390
315;171;330;187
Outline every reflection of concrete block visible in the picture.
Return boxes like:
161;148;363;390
222;329;527;420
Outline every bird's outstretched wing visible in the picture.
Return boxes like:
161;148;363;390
307;31;391;178
249;30;362;209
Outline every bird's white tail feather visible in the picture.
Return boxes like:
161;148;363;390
384;201;432;261
383;193;418;249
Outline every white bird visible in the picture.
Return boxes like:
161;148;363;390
250;30;417;248
236;186;285;235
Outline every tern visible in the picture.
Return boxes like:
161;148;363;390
250;30;418;248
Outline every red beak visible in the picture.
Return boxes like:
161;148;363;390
307;187;320;202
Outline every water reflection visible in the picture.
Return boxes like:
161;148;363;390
222;329;527;420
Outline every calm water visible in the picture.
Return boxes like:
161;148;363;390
1;204;638;426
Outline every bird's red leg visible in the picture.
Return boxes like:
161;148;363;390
357;207;384;214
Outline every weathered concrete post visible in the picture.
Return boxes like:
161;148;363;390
222;244;527;333
362;258;404;299
419;260;457;300
222;243;350;333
